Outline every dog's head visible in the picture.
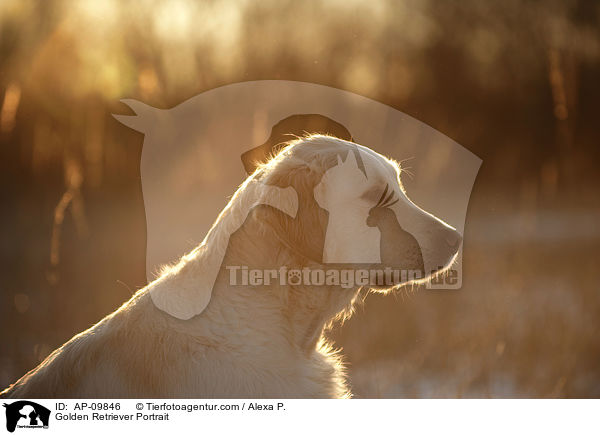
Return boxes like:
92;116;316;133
256;135;462;287
150;134;462;320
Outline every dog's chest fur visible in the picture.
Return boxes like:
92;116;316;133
2;287;350;399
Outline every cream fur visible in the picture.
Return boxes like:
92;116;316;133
0;135;461;399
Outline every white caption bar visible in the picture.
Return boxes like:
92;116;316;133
0;399;597;435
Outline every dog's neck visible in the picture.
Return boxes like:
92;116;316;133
218;223;357;355
165;204;359;358
150;173;359;359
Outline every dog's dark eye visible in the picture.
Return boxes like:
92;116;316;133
360;185;384;203
374;184;399;209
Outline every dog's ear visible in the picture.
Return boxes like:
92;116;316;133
148;179;298;320
258;158;331;264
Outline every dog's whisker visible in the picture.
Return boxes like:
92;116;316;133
400;167;415;179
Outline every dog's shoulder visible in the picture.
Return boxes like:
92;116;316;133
0;291;171;398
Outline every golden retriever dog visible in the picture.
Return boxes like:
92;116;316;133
0;135;461;398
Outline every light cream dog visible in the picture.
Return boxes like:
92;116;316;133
0;135;461;398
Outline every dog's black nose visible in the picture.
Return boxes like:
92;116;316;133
445;229;463;250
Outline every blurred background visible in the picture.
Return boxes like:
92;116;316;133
0;0;599;397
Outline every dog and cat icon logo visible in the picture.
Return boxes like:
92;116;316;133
2;401;50;432
114;80;481;304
